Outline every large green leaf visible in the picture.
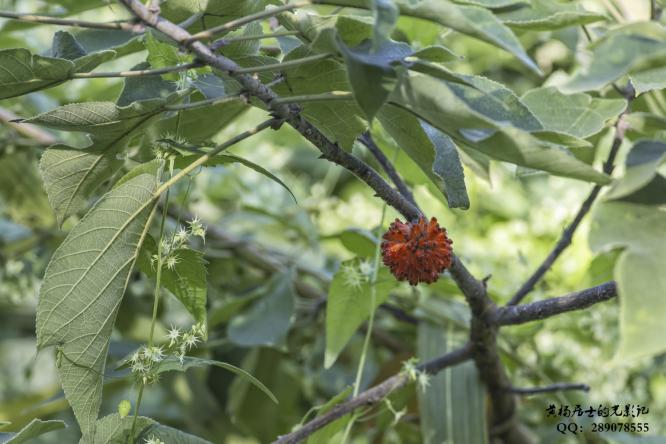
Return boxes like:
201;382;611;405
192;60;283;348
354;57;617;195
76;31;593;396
630;66;666;96
325;259;394;368
521;87;626;139
589;202;666;360
390;73;611;184
418;321;487;444
278;46;367;150
153;356;278;404
319;0;541;74
36;173;158;438
379;107;469;208
604;140;666;204
1;419;66;444
227;271;295;347
562;26;666;93
0;34;115;99
495;0;605;31
34;97;180;225
138;235;208;325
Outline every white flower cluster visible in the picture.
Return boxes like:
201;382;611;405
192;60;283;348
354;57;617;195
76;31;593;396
401;358;431;393
129;322;206;385
341;260;373;290
151;216;206;271
144;435;165;444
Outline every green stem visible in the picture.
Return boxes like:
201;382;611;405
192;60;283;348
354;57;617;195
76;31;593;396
164;94;242;112
72;62;200;79
187;1;310;42
222;30;299;43
234;53;332;74
129;383;145;444
148;188;170;346
272;91;353;105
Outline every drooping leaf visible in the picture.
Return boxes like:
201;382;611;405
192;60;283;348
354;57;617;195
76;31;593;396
338;38;412;121
227;271;295;347
589;202;666;361
379;107;469;208
390;73;610;184
325;259;394;368
338;227;379;257
85;414;211;444
51;30;87;60
153;356;278;404
521;86;626;139
604;140;666;205
321;0;541;74
562;26;666;93
192;73;228;99
418;321;487;444
495;0;605;31
36;173;158;437
117;64;177;106
137;235;208;325
630;66;666;96
1;419;66;444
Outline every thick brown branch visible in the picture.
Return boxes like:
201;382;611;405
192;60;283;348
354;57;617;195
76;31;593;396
272;343;473;444
497;281;617;326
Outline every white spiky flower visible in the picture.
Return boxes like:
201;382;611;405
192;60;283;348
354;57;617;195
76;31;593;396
165;254;180;271
145;435;165;444
342;263;366;290
188;215;207;242
166;326;181;346
182;331;199;350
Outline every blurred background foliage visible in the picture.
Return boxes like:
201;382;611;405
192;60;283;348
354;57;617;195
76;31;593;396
0;0;665;443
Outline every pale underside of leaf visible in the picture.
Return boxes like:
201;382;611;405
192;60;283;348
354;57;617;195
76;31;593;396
36;173;158;438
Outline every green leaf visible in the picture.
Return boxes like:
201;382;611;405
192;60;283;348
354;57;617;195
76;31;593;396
35;96;180;225
117;64;177;106
451;0;523;7
379;107;469;208
562;27;666;93
338;38;411;121
138;235;208;325
51;30;87;60
306;386;354;444
605;140;666;204
624;112;666;139
521;87;627;139
85;414;211;444
338;228;378;257
36;173;158;437
145;30;183;81
277;46;366;150
372;0;399;47
390;73;611;184
321;0;541;74
227;271;295;347
325;259;394;368
418;321;487;444
153;356;278;404
495;0;605;31
191;74;227;99
589;202;666;360
223;22;264;58
630;66;666;96
2;419;66;444
0;49;73;99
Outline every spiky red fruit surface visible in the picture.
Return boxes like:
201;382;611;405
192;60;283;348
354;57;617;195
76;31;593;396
381;216;453;286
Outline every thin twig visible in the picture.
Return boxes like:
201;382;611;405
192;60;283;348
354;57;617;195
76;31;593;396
272;343;474;444
509;383;590;395
72;62;201;78
507;90;634;306
0;11;142;31
271;91;354;105
234;53;332;74
186;2;310;43
359;132;417;208
210;30;299;51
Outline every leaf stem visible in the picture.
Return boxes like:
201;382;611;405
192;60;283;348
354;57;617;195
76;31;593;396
272;91;354;105
211;30;300;51
164;94;242;111
72;62;201;79
186;2;310;43
0;11;142;31
234;53;332;74
129;383;145;444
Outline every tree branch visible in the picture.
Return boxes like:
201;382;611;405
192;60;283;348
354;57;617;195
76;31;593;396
72;62;201;78
497;281;617;326
272;343;474;444
359;132;417;208
507;90;634;306
0;11;143;31
509;383;589;395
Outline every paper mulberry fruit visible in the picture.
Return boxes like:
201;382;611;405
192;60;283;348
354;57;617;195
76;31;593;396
381;216;453;285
